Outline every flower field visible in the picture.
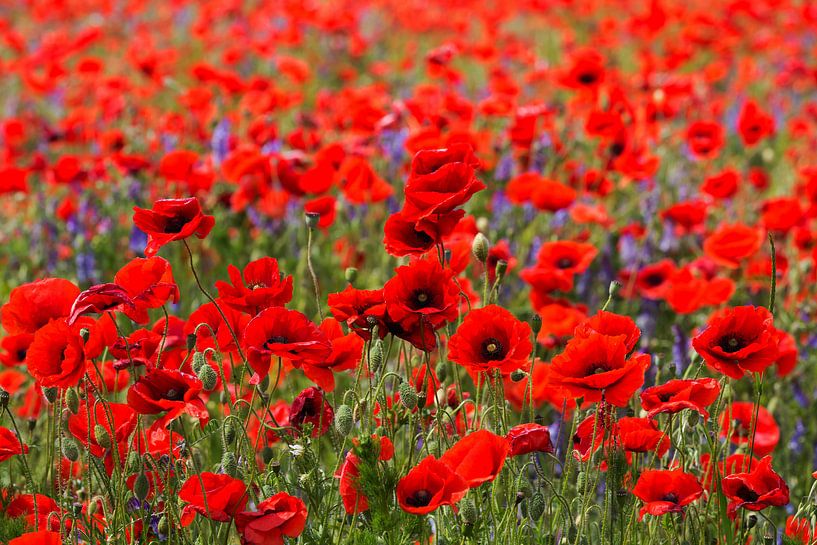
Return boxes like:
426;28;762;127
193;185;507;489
2;0;817;543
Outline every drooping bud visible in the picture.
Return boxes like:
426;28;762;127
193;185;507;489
197;363;217;391
43;386;58;404
65;388;80;415
399;382;418;410
510;369;527;382
472;233;489;262
335;404;353;435
529;493;545;520
435;361;447;382
494;260;508;281
221;452;237;476
94;424;111;449
186;333;197;351
62;440;80;462
191;351;207;374
134;472;150;501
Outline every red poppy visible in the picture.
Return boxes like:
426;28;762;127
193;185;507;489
772;328;798;377
665;267;735;315
686;120;724;159
559;48;606;92
0;426;27;461
550;334;650;406
614;417;669;458
127;368;209;426
67;283;134;325
0;334;34;367
402;144;484;221
26;320;87;388
722;456;789;516
383;258;460;333
132;197;215;257
9;531;62;545
701;169;740;200
640;378;721;419
786;516;816;544
1;278;79;335
703;223;763;269
447;305;532;374
304;196;337;228
692;305;778;379
506;423;553;456
114;257;180;324
632;469;703;520
761;197;803;234
215;257;293;315
179;472;248;525
6;493;61;531
520;241;598;293
720;401;780;456
662;200;708;233
339;156;394;204
383;211;437;257
243;307;331;382
397;455;468;515
700;453;757;492
573;311;641;352
737;100;775;146
619;260;676;301
290;386;334;437
185;301;248;355
440;430;509;488
235;492;307;545
327;286;387;340
572;411;609;462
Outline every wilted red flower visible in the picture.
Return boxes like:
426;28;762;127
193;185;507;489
448;305;532;374
402;144;484;221
68;283;134;325
290;386;334;437
640;378;721;419
383;259;460;333
573;311;641;352
26;320;87;388
692;305;778;379
686;120;724;159
506;423;553;457
215;257;293;315
243;307;332;382
722;456;789;516
703;223;763;269
1;278;79;336
397;455;468;515
179;472;248;526
0;426;27;461
235;492;307;545
132;197;215;257
720;401;780;456
127;368;209;426
549;334;650;406
440;430;510;488
632;469;703;520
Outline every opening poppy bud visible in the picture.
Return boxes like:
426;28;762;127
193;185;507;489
529;313;542;335
62;440;80;462
417;391;427;409
460;498;477;524
94;424;111;449
134;472;150;501
370;340;384;372
608;280;621;299
435;361;447;382
197;363;217;391
0;388;9;409
510;369;527;382
472;233;490;262
345;267;358;284
43;386;58;403
305;212;320;230
191;351;206;374
529;492;546;520
495;260;508;280
335;404;353;435
399;382;419;410
221;452;237;476
261;446;275;465
65;388;80;414
186;333;197;351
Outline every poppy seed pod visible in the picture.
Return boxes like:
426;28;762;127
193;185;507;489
305;212;320;229
472;233;490;262
530;314;542;335
0;388;9;410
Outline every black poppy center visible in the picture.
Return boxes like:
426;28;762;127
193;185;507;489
300;398;317;417
661;493;679;504
735;485;759;502
16;349;26;361
265;336;289;349
556;257;574;269
406;489;432;508
657;392;673;402
480;337;505;361
578;72;597;85
411;289;433;309
718;335;747;353
162;216;189;234
643;273;664;287
165;388;183;400
589;362;609;375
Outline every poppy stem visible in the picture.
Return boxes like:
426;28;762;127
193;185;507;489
4;406;38;530
305;222;325;321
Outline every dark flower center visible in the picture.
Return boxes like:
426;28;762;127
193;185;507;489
162;216;189;234
589;362;609;375
657;392;673;402
16;349;26;361
480;338;505;361
556;257;574;269
411;289;432;309
165;388;182;400
735;485;759;502
662;493;679;504
248;281;268;290
265;336;289;349
578;72;597;85
643;273;664;287
718;335;746;353
406;489;432;507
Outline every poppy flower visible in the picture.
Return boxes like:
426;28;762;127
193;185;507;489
640;378;721;419
720;401;780;456
549;334;650;407
67;401;137;459
614;417;670;458
179;472;248;526
632;470;703;520
447;305;532;374
383;211;438;257
402;144;484;221
0;426;27;461
686;120;724;159
26;320;87;388
664;267;734;315
185;301;248;355
9;531;62;545
721;456;789;516
702;223;763;269
619;260;676;301
215;257;294;315
304;196;337;228
327;286;387;340
0;334;34;367
772;328;798;377
559;48;606;92
235;492;307;545
297;318;363;392
67;283;135;325
761;197;803;234
737;100;775;146
396;455;468;515
6;493;61;531
700;453;757;492
662;200;708;233
506;423;553;456
1;278;79;336
572;411;609;462
383;259;460;333
520;241;598;293
573;311;641;352
786;516;816;544
132;197;215;257
114;257;180;324
243;307;332;382
127;368;209;426
692;306;778;379
701;169;740;200
439;430;510;488
290;386;334;437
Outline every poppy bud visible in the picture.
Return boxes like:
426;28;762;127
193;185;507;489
472;233;490;262
127;451;141;473
305;212;320;230
435;361;447;382
186;333;197;351
94;424;111;449
261;446;275;465
417;391;427;409
197;363;217;391
510;369;527;382
335;404;353;435
221;452;237;476
223;420;236;445
746;514;757;529
191;351;206;374
62;440;80;462
399;382;418;410
460;497;477;524
530;314;542;335
345;267;358;284
370;340;384;372
43;386;58;403
270;460;281;474
686;411;700;427
576;471;587;490
134;472;149;501
65;388;79;414
495;260;508;280
529;492;545;520
0;388;9;410
608;281;621;299
79;328;90;342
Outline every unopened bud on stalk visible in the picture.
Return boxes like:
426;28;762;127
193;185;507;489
157;516;168;536
576;471;587;490
686;411;700;427
510;369;527;382
460;498;477;524
529;492;545;520
0;388;9;410
305;212;320;230
472;233;489;262
94;425;111;449
62;440;80;462
608;281;621;299
223;420;236;445
261;446;275;465
221;452;237;476
134;472;150;501
335;405;353;435
127;451;141;473
186;333;197;351
399;382;419;410
370;340;384;372
65;388;79;414
345;267;358;284
435;361;447;382
191;351;207;374
530;314;542;335
197;363;217;391
43;386;58;403
416;391;427;409
495;260;508;280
